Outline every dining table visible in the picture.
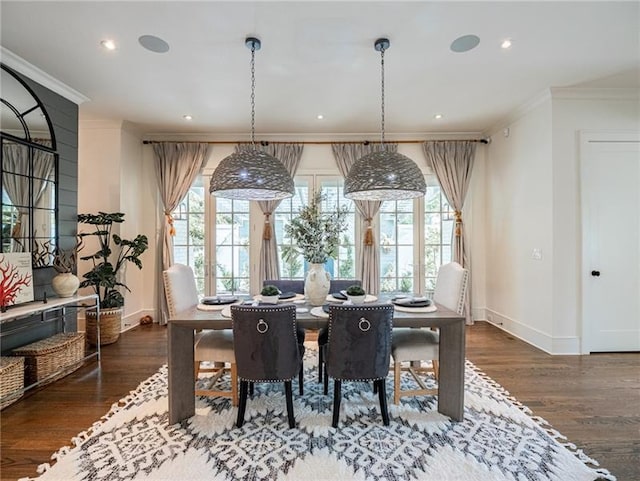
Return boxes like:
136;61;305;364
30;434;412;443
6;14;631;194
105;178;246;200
168;296;466;424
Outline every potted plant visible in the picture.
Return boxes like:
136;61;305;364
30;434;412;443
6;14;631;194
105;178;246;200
346;284;366;304
78;212;148;345
260;284;280;304
283;191;349;306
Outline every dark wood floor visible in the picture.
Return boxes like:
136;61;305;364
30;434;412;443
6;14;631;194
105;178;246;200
1;322;638;481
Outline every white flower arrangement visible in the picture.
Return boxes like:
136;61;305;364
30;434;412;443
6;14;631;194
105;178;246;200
283;191;349;264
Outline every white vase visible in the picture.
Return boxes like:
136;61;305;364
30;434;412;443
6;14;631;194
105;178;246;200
51;272;80;298
305;263;331;306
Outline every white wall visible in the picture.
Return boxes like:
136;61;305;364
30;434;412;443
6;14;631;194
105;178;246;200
485;95;555;351
484;88;640;353
550;90;640;352
78;120;155;330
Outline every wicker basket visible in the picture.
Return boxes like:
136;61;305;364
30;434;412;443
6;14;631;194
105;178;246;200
0;356;25;410
86;308;121;346
13;333;85;386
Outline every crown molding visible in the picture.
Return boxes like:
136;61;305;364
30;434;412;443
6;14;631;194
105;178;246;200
486;88;552;138
1;46;89;105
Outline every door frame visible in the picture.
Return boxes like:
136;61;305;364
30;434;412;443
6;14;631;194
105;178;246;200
579;130;640;353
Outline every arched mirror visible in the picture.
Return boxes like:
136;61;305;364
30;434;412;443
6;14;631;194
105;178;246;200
1;64;58;267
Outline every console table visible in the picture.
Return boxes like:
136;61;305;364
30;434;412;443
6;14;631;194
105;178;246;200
0;294;100;393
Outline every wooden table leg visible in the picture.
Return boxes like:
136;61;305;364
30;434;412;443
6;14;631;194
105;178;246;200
437;320;465;421
168;323;195;424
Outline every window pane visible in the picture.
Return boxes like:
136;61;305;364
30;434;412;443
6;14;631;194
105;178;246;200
319;178;355;280
214;198;250;295
424;175;453;291
379;200;414;293
171;176;206;296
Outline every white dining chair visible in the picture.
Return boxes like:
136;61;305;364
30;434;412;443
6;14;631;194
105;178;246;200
163;263;238;406
391;262;468;404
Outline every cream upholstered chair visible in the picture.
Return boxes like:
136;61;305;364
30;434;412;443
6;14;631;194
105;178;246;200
163;263;238;406
391;262;468;404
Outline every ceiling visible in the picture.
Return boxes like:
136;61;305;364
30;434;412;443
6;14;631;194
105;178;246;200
1;1;638;138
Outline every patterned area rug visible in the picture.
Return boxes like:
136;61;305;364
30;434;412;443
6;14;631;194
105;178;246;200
24;347;615;481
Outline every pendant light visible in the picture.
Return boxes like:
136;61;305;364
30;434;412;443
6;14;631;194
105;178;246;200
210;37;294;200
344;38;426;200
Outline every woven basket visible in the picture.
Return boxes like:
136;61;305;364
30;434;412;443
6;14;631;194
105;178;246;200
0;356;24;410
13;333;85;386
86;308;121;346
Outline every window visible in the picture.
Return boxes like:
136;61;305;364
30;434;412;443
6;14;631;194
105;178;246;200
171;176;205;292
318;178;356;279
379;198;415;293
276;176;356;281
424;179;454;291
275;179;310;280
379;175;453;294
214;197;250;295
172;171;452;297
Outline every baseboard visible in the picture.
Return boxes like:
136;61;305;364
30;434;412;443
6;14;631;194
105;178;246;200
78;308;157;334
480;308;581;355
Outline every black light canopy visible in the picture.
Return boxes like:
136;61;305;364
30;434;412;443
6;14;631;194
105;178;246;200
210;37;294;201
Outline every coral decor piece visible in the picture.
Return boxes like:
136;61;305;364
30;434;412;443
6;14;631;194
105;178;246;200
0;253;34;310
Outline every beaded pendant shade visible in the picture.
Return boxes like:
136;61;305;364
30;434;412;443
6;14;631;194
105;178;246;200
344;38;426;201
210;37;294;201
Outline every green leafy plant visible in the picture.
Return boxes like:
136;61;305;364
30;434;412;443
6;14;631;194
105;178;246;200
283;190;349;264
78;212;148;309
346;284;365;296
261;284;280;296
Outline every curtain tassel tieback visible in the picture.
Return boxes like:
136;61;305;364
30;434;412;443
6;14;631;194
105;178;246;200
263;212;272;240
165;212;176;236
364;218;374;246
454;210;463;237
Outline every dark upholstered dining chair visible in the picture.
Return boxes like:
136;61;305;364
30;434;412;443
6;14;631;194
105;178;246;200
231;304;303;428
325;303;394;427
163;263;238;406
318;279;362;385
261;280;305;395
391;262;469;404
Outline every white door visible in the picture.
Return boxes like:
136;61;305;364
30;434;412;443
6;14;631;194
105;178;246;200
581;133;640;352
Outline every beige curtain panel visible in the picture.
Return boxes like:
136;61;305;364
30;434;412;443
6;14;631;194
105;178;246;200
422;140;477;324
153;142;210;325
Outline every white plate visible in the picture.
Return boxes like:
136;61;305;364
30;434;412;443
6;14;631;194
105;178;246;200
310;306;329;318
197;300;241;311
325;294;378;303
393;304;438;313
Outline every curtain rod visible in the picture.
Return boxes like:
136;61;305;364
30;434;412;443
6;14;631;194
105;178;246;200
142;138;489;145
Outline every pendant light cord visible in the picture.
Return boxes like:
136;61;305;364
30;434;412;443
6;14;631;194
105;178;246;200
250;42;256;146
380;45;385;148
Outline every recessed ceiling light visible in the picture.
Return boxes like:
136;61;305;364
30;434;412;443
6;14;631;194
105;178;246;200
139;35;170;53
100;39;116;50
501;39;512;49
316;114;324;120
183;115;193;121
450;35;480;53
434;114;443;120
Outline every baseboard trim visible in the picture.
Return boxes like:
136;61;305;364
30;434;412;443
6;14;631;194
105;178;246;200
479;308;581;355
